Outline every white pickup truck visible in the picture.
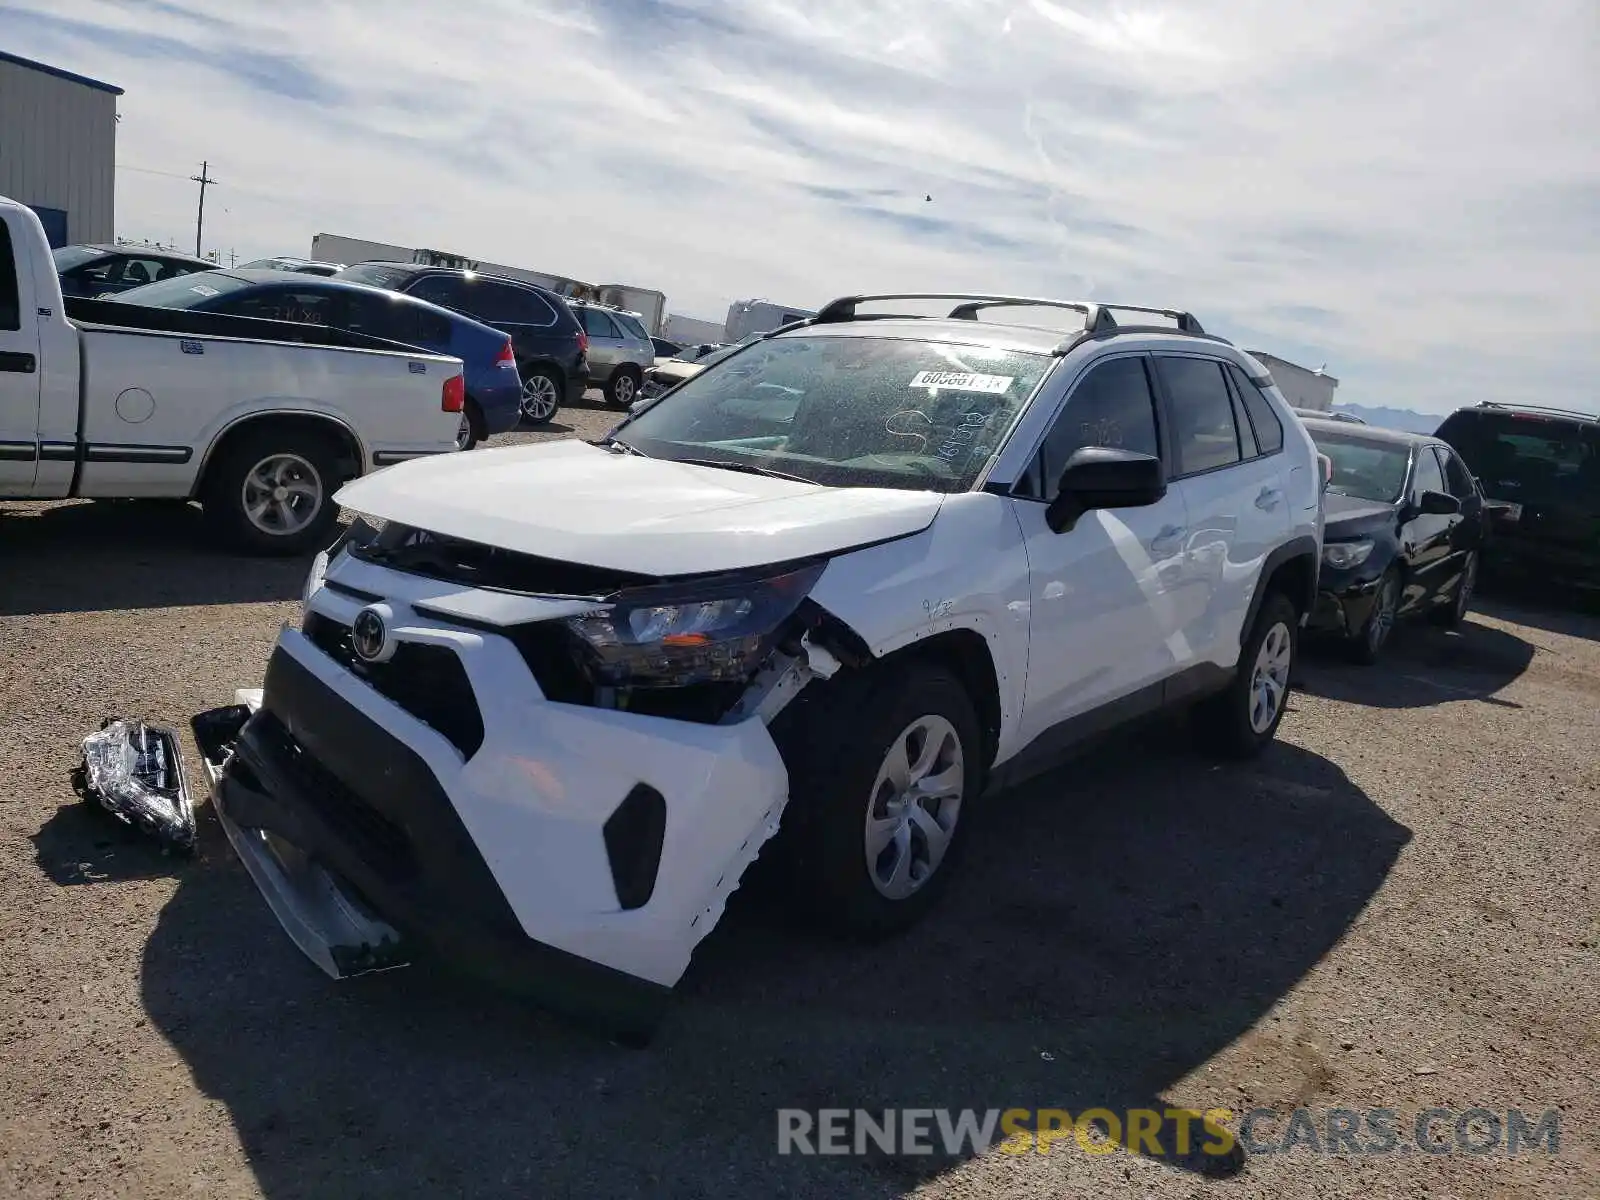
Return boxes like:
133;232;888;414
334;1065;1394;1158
0;197;464;554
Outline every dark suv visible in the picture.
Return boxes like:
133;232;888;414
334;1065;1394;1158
336;263;587;423
1434;402;1600;591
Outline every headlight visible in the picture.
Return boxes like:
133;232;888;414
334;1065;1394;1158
1322;540;1374;569
563;562;825;686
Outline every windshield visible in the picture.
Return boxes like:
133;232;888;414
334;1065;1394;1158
617;335;1051;492
1312;430;1412;503
337;263;416;289
108;272;253;308
52;245;107;272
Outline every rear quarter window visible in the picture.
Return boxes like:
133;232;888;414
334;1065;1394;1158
0;220;19;330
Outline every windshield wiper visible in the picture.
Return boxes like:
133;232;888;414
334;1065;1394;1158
594;437;645;456
669;455;816;484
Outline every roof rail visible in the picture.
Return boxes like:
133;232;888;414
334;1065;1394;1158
1474;401;1598;422
811;292;1221;349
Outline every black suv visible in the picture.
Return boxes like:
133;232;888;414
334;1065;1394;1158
336;263;587;423
1434;402;1600;591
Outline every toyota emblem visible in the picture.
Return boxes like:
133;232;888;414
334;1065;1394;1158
350;604;395;663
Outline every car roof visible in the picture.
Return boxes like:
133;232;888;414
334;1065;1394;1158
1445;402;1598;427
195;271;506;333
86;243;213;264
773;316;1086;356
1302;417;1439;448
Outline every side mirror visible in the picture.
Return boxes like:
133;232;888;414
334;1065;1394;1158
1045;447;1166;534
1418;490;1461;516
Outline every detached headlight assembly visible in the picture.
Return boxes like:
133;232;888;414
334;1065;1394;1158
1322;540;1374;570
564;562;826;686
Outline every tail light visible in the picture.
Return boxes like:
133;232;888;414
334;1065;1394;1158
495;339;516;368
442;373;464;413
576;330;589;356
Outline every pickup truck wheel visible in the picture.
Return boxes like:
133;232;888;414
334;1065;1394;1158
520;369;562;424
767;662;982;938
1194;591;1298;759
605;367;641;408
203;432;340;556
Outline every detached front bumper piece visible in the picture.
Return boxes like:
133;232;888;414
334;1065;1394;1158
212;627;791;1043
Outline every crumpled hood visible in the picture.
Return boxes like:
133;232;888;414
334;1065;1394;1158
336;440;945;576
1323;491;1397;534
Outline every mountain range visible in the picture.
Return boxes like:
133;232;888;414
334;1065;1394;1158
1328;404;1442;434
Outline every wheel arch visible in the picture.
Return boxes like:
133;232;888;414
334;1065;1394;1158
194;410;366;499
1244;535;1319;642
872;628;1004;773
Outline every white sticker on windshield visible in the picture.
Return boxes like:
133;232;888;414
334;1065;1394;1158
909;370;1014;394
190;285;219;297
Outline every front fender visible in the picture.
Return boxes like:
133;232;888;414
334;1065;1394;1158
807;492;1033;762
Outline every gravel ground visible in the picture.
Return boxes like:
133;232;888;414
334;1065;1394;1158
1;394;1596;1198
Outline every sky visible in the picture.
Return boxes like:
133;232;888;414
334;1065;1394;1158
7;0;1598;414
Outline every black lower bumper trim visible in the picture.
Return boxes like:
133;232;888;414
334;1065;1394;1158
218;647;672;1043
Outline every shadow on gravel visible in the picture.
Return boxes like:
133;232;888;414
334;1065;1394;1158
1473;590;1600;642
100;729;1406;1198
0;501;306;615
31;801;193;886
1300;616;1534;709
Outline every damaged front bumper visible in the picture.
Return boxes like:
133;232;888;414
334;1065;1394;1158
210;576;794;1041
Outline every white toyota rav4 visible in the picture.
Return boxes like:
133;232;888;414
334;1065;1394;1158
214;294;1323;1041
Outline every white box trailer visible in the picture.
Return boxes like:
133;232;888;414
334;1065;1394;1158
725;299;815;341
661;314;726;346
1247;350;1338;412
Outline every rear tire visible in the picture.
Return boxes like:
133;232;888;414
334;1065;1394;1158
767;661;983;938
456;400;485;451
1195;591;1298;759
605;366;642;408
201;428;341;556
519;367;562;424
1429;551;1477;629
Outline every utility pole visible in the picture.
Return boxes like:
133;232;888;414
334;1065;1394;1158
189;161;218;257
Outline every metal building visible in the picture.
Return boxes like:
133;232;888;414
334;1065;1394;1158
0;51;121;247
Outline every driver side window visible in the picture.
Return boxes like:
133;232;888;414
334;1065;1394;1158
1026;357;1160;498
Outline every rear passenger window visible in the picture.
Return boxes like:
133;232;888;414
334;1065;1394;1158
1227;364;1284;454
581;308;621;338
1033;357;1160;496
1156;357;1242;476
1435;447;1476;498
481;282;554;326
0;221;18;330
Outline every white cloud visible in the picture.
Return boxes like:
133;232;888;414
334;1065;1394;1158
9;0;1598;413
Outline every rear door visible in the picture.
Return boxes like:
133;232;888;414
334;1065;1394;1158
578;306;625;372
1400;446;1458;609
0;214;41;491
1154;354;1291;670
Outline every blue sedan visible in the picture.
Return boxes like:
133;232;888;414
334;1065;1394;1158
109;270;523;448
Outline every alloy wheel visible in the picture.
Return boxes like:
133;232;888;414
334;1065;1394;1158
864;715;966;900
521;374;559;421
240;453;323;537
1368;575;1400;653
1249;621;1293;734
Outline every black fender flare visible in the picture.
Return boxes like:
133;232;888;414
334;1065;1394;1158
1243;535;1320;642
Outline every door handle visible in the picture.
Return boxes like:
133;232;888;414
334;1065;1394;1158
1255;486;1281;511
1149;525;1185;556
0;351;37;374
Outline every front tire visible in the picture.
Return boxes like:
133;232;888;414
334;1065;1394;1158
202;429;341;556
1350;568;1401;664
605;366;642;408
768;662;983;938
1195;591;1298;759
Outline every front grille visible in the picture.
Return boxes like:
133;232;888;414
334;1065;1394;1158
304;613;485;759
250;713;417;883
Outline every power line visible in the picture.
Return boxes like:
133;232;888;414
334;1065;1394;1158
114;163;194;180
